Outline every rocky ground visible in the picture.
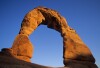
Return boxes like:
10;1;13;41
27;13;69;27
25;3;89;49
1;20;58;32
0;52;98;68
0;52;68;68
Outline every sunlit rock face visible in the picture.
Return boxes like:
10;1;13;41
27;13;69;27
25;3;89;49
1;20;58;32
0;6;98;68
11;34;33;62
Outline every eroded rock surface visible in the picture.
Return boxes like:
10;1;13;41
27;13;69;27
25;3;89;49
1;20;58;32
11;34;33;62
0;6;98;68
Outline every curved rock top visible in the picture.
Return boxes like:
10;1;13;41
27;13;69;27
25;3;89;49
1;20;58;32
19;6;69;36
19;6;84;44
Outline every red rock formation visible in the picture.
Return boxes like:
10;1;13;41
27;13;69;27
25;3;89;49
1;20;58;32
0;6;98;68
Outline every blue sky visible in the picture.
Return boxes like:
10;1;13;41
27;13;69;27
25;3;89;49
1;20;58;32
0;0;100;67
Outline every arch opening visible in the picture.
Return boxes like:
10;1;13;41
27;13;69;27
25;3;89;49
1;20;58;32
30;25;63;67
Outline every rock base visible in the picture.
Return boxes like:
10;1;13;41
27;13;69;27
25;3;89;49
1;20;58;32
0;49;98;68
64;59;98;68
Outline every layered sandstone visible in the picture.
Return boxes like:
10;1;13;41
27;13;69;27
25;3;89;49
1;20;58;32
0;6;98;68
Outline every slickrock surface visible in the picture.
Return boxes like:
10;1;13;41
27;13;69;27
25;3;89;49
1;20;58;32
0;6;98;68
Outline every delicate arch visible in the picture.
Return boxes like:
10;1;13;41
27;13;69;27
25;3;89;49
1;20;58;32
11;6;95;67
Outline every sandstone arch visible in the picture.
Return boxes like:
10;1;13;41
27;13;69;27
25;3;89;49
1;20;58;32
11;7;97;67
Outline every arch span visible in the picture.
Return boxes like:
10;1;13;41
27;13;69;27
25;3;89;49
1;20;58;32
11;6;96;67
